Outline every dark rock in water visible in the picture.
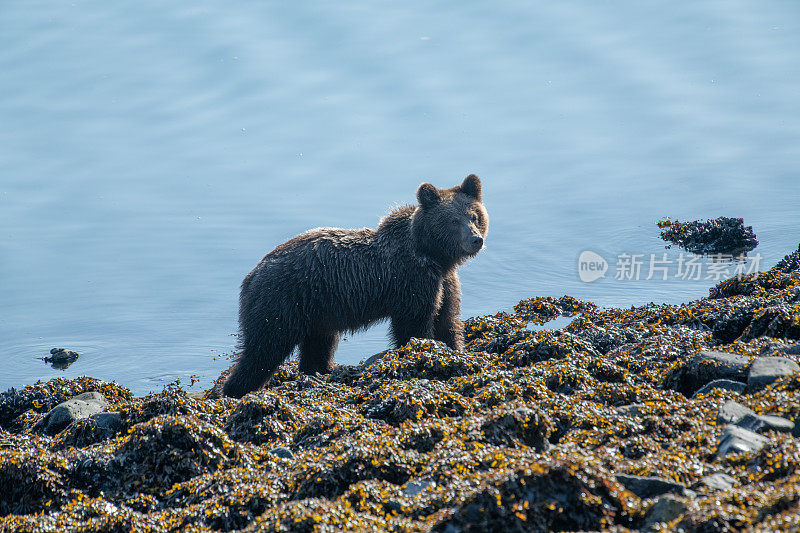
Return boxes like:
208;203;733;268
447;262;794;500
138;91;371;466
691;473;737;491
716;425;768;456
774;243;800;273
736;413;794;434
644;495;688;529
268;446;294;460
33;392;109;435
717;401;755;426
657;217;758;255
615;474;687;499
44;348;79;370
692;379;746;398
680;350;751;396
746;356;800;392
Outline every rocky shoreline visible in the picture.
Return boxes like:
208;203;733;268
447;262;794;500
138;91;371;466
2;251;800;531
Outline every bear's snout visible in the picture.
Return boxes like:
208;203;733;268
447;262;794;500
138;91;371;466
466;235;484;253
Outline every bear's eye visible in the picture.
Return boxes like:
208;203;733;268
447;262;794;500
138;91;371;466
451;218;459;225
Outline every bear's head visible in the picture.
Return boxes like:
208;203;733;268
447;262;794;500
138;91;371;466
412;174;489;267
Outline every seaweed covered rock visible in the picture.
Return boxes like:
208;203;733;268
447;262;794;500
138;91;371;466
51;411;123;449
4;248;800;531
775;243;800;273
112;415;250;493
0;377;131;432
657;216;758;255
433;461;632;532
0;445;70;516
361;379;474;425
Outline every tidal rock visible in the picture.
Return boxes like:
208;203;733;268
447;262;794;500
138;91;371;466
712;309;755;344
691;473;737;492
716;425;768;456
644;494;688;529
45;348;79;369
747;357;799;392
657;216;758;255
682;351;750;395
616;403;647;418
268;446;295;460
403;479;436;497
736;413;794;434
717;401;755;425
34;392;109;435
362;350;390;368
615;474;686;499
774;243;800;273
692;379;746;398
88;411;123;433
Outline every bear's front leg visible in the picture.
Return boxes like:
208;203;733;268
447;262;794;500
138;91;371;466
390;309;436;348
433;270;464;350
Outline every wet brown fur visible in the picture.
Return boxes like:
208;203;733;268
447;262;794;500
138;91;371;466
222;175;489;398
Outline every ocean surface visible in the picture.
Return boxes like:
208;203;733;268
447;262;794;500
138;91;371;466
1;1;798;395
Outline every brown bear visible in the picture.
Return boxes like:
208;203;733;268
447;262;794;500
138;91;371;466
222;174;489;398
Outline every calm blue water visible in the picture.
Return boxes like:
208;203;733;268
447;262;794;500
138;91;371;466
1;1;799;395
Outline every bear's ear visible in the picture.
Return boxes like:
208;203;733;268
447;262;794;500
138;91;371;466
417;183;441;208
460;174;481;200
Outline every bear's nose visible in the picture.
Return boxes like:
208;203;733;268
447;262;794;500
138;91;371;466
471;236;484;250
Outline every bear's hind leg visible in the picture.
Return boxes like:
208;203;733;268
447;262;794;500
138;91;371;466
298;332;340;374
222;337;295;398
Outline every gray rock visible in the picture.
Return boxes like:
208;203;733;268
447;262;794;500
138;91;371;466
615;474;687;499
268;446;294;460
35;392;109;435
736;413;794;434
716;425;768;456
616;403;647;417
716;401;793;434
692;379;746;398
362;350;390;368
402;479;436;497
644;495;688;529
747;357;800;392
683;350;751;395
88;411;123;433
691;473;737;491
717;400;755;425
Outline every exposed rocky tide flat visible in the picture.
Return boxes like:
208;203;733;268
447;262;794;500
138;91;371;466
1;248;800;532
